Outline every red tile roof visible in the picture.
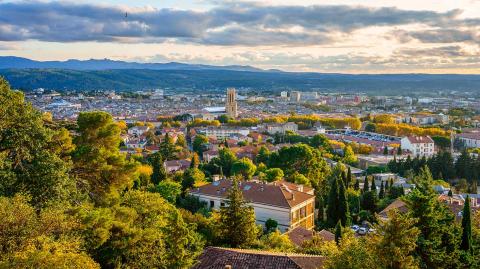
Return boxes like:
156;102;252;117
406;136;434;144
193;247;325;269
190;179;314;209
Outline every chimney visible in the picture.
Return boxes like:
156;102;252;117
225;266;232;269
291;193;295;200
297;184;303;192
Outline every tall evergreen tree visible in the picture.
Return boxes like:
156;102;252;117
148;152;167;185
354;179;360;191
379;181;385;199
190;152;200;169
363;177;369;193
327;177;340;227
347;167;353;187
338;179;351;226
460;195;472;253
218;178;258;247
160;132;178;160
370;177;376;192
334;220;343;244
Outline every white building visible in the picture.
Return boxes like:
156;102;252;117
400;136;435;157
196;127;250;140
150;89;164;99
190;180;315;232
457;132;480;149
290;91;301;102
127;126;150;136
266;122;298;135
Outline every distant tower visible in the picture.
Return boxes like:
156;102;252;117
225;88;238;118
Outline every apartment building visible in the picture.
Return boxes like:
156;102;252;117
400;136;435;157
190;180;315;232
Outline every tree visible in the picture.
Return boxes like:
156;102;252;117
404;166;460;268
327;176;340;227
218;179;259;247
363;177;369;193
365;122;376;132
182;168;205;193
383;146;389;155
461;195;472;254
0;78;74;208
354;179;360;190
160;133;178;160
175;134;187;148
338;179;351;226
361;191;378;213
259;230;295;253
346;166;353;188
190;152;200;169
256;146;271;165
73;111;138;205
370;177;377;192
343;145;357;165
231;157;256;180
151;180;182;203
335;220;342;244
213;148;237;177
265;218;278;233
192;135;208;156
264;168;284;182
148;152;167;184
397;145;402;155
379;181;385;199
367;209;420;269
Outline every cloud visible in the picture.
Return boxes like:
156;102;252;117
393;29;480;44
0;1;473;46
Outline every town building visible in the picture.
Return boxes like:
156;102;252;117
266;122;298;135
225;88;238;118
196;126;250;140
164;159;191;173
127;126;150;136
290;91;301;102
400;136;435;157
456;131;480;149
190;180;315;232
193;247;325;269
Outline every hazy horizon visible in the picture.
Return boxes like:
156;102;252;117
1;1;480;74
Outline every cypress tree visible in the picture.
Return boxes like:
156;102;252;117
460;195;472;253
341;170;347;186
448;189;453;197
389;178;394;189
327;177;340;227
190;152;200;169
347;167;352;187
363;177;369;193
379;180;385;199
383;146;389;155
397;145;402;155
334;220;342;244
354;179;360;191
371;177;377;192
338;179;351;226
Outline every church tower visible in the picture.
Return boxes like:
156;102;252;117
225;88;238;118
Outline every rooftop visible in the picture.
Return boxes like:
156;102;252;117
192;247;325;269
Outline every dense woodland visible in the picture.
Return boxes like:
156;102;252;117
0;77;479;268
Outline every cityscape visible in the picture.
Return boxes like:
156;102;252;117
1;1;480;269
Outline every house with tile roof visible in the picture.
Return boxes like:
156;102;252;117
400;136;435;157
190;179;315;232
193;247;325;269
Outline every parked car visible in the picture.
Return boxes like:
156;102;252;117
351;225;360;232
358;227;367;235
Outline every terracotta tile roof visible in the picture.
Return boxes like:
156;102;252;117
378;199;408;219
317;230;335;242
286;227;314;247
190;179;314;209
193;247;325;269
406;136;434;144
457;132;480;140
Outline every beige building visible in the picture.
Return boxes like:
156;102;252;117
400;136;435;157
225;88;238;118
190;180;315;232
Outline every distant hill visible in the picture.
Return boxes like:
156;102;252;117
0;56;264;72
0;57;480;94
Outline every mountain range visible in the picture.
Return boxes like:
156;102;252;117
0;56;480;94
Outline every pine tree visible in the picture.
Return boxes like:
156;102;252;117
160;132;178;160
338;179;351;226
334;220;343;244
218;178;258;247
148;152;167;184
363;177;369;193
460;195;472;253
379;181;385;199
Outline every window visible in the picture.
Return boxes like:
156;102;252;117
210;200;214;208
221;202;225;207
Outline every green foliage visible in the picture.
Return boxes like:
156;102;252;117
231;157;257;180
0;78;74;208
461;196;472;253
264;168;284;182
147;152;167;184
404;166;461;268
259;230;295;253
151;180;182;203
160;133;178;160
73;111;138;205
218;179;259;247
265;218;278;233
182;168;206;193
192;134;209;156
327;172;351;227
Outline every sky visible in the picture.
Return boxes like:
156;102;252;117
0;0;479;73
